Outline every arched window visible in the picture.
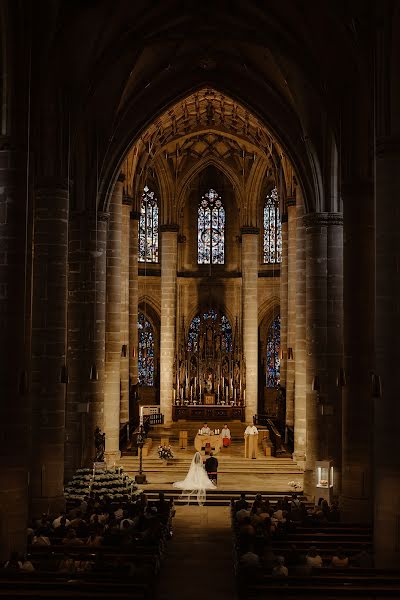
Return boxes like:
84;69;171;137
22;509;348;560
139;186;159;263
138;312;155;386
187;308;232;353
198;188;225;264
266;315;280;387
263;187;282;263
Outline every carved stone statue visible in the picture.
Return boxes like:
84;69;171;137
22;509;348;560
94;426;105;462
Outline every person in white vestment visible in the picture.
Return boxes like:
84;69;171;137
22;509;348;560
199;422;211;435
221;424;231;447
244;423;258;459
173;451;216;505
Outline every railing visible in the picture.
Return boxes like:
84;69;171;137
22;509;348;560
267;418;283;454
253;413;270;427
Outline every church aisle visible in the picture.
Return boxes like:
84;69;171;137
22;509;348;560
156;504;237;600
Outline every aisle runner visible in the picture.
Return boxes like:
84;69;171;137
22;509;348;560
156;505;237;600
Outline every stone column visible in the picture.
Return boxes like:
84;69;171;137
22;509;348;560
374;142;400;566
303;213;328;492
286;198;296;428
0;148;30;560
341;182;374;522
119;197;131;424
293;201;306;466
65;211;85;479
129;211;139;389
31;180;69;514
104;176;123;462
85;212;108;464
279;215;288;389
241;227;259;422
159;225;178;424
326;214;343;494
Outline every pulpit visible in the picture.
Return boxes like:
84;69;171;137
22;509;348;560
204;393;215;405
244;433;258;459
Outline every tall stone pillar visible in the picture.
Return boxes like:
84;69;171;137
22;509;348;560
293;201;306;466
374;143;400;566
129;211;139;390
341;182;374;522
286;198;296;427
65;211;85;479
104;176;123;462
241;227;259;422
31;180;69;514
279;215;288;388
0;148;30;559
159;225;178;424
326;214;343;493
119;198;131;424
85;212;108;464
303;213;328;492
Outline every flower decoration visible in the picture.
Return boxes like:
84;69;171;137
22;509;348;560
158;445;174;461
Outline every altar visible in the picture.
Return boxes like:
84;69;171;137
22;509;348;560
172;404;245;421
195;433;222;455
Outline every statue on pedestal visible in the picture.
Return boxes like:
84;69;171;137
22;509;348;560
94;427;105;462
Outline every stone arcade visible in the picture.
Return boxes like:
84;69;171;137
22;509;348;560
0;0;399;577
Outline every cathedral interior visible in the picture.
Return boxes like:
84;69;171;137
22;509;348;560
1;0;400;594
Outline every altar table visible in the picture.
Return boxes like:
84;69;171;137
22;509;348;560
194;433;222;455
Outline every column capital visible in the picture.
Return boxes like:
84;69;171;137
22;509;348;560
240;226;259;235
122;195;133;206
303;212;343;228
287;196;296;207
98;211;110;222
160;224;179;233
35;176;68;192
130;210;140;221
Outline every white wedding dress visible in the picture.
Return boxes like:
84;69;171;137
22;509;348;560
173;451;216;505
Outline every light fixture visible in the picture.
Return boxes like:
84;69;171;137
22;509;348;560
336;367;346;387
89;364;98;381
59;364;69;384
371;373;382;398
312;375;320;392
287;347;294;360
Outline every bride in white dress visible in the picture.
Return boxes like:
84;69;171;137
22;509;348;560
173;451;216;505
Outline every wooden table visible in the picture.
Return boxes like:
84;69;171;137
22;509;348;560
194;433;222;455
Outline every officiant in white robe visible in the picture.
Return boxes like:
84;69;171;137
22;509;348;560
244;423;258;459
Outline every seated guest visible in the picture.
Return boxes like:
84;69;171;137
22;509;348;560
236;506;250;523
235;493;249;512
331;546;349;568
3;551;22;570
32;529;51;546
86;531;103;547
239;545;260;568
199;422;211;435
53;512;70;529
20;554;35;572
352;545;373;568
272;556;288;577
221;424;231;447
62;528;84;546
306;546;323;567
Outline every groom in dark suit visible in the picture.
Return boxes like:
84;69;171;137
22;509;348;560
204;452;218;484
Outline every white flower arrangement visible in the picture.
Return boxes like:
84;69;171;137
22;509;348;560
64;468;139;501
288;480;302;491
158;445;174;461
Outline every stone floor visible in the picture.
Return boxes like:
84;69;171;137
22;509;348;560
156;504;237;600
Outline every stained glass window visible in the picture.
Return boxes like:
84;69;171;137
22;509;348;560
266;315;280;387
188;309;232;353
138;312;154;386
139;186;159;263
263;187;282;263
198;188;225;264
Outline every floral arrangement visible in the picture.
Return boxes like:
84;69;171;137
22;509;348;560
288;480;302;491
64;467;142;501
158;445;174;461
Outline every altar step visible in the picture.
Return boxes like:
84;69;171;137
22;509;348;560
119;455;303;475
140;488;309;507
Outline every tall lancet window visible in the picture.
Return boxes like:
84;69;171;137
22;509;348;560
266;315;280;388
263;187;282;263
139;185;159;263
198;188;225;264
138;312;155;386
